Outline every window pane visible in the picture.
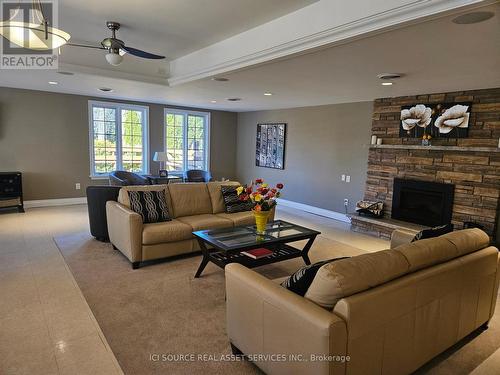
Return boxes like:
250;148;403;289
121;109;144;173
165;113;185;172
92;106;117;175
186;115;206;171
93;107;104;120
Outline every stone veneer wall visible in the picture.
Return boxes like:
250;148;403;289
365;87;500;237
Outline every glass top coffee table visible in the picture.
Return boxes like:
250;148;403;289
192;220;320;278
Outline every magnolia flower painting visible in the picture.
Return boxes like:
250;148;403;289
434;104;470;135
399;102;471;138
401;104;432;131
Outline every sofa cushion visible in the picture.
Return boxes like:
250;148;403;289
394;237;459;272
216;211;255;227
142;219;193;245
281;257;349;296
221;185;253;213
168;183;213;217
394;228;490;273
118;185;171;210
177;214;233;231
304;250;410;309
207;181;240;213
442;228;490;256
128;190;171;224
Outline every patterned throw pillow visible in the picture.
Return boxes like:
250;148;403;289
281;257;349;296
412;223;454;242
221;186;253;213
128;190;171;224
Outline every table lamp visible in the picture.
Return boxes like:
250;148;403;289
153;152;168;176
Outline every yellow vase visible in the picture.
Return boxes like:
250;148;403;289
253;210;270;234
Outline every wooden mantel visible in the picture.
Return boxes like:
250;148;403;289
369;144;500;153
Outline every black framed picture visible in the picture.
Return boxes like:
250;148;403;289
255;123;286;169
400;102;471;138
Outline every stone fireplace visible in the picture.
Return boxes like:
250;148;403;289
351;87;500;239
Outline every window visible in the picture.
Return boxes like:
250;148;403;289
164;109;210;173
88;101;149;178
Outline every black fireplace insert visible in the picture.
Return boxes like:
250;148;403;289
391;178;454;227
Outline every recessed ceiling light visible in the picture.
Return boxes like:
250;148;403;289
210;100;217;103
227;98;241;101
57;71;74;76
48;81;58;85
98;87;113;92
264;92;273;96
212;77;229;82
452;11;495;24
377;73;402;80
381;82;393;86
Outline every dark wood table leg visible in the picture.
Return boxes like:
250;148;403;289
301;235;317;265
194;239;210;278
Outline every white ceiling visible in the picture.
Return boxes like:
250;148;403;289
0;2;499;111
57;0;317;75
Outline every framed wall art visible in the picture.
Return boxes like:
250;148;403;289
255;123;286;169
400;102;471;138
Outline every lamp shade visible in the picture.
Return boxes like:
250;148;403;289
105;51;123;66
153;152;168;162
0;21;70;50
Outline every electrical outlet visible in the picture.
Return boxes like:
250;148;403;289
75;183;81;190
346;175;351;183
341;174;346;181
344;199;349;207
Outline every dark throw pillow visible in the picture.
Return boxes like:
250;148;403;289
221;186;253;213
281;257;349;296
412;223;454;242
128;190;171;224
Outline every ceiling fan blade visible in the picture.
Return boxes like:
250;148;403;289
67;42;106;50
121;45;165;59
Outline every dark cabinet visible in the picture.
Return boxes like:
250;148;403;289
0;172;24;212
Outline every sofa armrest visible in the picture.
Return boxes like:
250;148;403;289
225;263;347;375
390;228;418;249
106;201;143;263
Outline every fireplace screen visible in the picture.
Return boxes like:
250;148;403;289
391;178;454;227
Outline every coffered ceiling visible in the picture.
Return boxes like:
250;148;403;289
0;0;498;111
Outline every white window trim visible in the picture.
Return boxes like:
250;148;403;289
163;108;211;175
88;100;150;179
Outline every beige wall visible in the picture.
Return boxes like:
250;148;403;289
236;102;373;213
0;87;237;200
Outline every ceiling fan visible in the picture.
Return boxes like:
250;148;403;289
68;21;165;66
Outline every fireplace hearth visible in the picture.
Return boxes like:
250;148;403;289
391;178;454;227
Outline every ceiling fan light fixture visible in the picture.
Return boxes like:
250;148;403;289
105;51;123;66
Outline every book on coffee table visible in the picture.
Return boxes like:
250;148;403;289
241;248;273;259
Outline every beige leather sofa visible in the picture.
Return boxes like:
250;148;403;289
225;228;499;375
106;182;274;269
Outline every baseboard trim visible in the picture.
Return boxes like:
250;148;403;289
278;199;350;223
24;197;87;208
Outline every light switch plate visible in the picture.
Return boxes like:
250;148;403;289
346;175;351;183
341;174;346;181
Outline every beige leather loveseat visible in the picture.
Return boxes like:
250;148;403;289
225;228;499;375
106;182;272;269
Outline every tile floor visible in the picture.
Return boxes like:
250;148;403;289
1;203;499;374
0;204;122;375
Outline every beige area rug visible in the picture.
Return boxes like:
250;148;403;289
55;233;366;375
